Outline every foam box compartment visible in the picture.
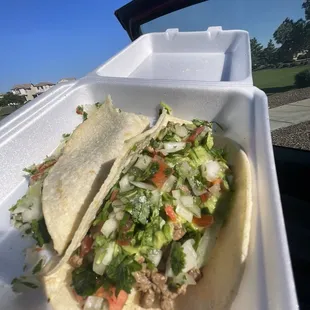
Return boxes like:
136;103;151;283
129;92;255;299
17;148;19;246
90;27;252;84
0;77;298;310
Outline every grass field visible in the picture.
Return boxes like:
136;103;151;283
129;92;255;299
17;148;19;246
253;64;310;94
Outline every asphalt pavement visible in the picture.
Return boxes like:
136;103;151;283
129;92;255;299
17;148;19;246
269;98;310;150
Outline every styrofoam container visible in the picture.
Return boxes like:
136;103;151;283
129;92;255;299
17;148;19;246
89;27;253;85
0;77;298;310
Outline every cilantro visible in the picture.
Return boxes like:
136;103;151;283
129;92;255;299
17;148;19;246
150;138;160;149
162;192;175;205
192;119;209;127
62;133;70;138
131;194;151;225
95;102;103;108
131;144;137;151
76;105;84;115
94;235;109;249
136;162;159;182
83;111;88;121
22;165;37;176
163;131;182;142
72;266;97;297
93;201;111;226
164;167;173;177
141;224;154;247
171;242;185;276
31;219;51;247
209;148;226;162
159;101;172;115
106;252;142;295
32;259;43;274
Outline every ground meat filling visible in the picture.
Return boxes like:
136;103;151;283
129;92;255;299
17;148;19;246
134;269;191;310
141;289;156;308
69;254;83;268
172;223;186;241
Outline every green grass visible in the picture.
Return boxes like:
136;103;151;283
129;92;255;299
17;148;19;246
253;64;310;94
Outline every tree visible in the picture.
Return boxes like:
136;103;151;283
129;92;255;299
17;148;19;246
302;0;310;21
273;18;307;62
264;39;278;64
250;37;265;69
0;92;26;107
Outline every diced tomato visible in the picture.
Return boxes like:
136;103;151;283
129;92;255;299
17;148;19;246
76;106;83;115
31;171;44;182
187;126;205;143
116;239;130;246
117;215;133;246
165;205;177;222
110;189;119;202
95;287;128;310
212;178;222;185
200;193;210;203
72;289;85;305
151;156;170;188
193;215;214;227
37;159;57;173
35;247;43;252
80;235;93;258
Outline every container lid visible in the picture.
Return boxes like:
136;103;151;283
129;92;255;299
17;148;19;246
91;27;253;85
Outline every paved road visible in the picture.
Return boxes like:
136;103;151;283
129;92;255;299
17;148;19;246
269;98;310;131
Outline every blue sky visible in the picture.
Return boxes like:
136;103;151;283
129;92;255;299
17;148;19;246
0;0;304;92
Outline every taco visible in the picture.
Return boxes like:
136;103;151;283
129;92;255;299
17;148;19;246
43;106;252;310
9;96;150;260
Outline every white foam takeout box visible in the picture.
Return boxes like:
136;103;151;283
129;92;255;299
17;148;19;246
0;27;298;310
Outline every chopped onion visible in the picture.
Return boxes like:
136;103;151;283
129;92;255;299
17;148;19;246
150;190;161;205
84;296;104;310
176;205;193;223
180;196;193;207
196;225;219;268
172;190;181;200
187;177;208;196
112;200;124;208
108;212;116;219
101;218;119;238
185;273;197;285
179;161;197;177
135;155;152;171
148;249;163;267
161;175;177;192
209;183;221;195
175;125;188;138
130;181;156;191
201;160;221;182
185;204;201;218
22;200;43;222
115;211;125;221
163;142;186;153
93;243;115;275
119;174;134;193
182;239;197;273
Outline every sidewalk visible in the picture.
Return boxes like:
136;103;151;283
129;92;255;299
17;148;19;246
269;98;310;131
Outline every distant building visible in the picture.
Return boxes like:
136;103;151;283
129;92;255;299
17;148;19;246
58;77;76;83
34;82;55;95
0;93;4;99
11;82;55;101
